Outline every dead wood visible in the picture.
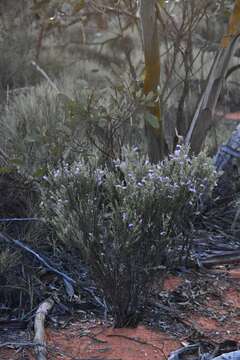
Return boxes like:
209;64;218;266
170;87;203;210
200;250;240;267
0;341;35;348
34;297;55;360
0;232;76;296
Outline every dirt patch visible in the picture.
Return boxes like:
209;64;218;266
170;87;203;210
224;288;240;308
0;324;180;360
45;324;181;360
2;267;240;359
163;276;184;291
227;268;240;280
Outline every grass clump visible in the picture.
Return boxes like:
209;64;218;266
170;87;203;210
41;146;217;327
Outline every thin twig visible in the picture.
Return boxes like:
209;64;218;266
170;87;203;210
0;341;36;348
0;232;76;292
107;334;167;359
31;61;59;92
0;232;75;284
0;217;41;222
0;232;106;308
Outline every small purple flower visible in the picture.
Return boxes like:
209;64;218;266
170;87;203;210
189;187;196;193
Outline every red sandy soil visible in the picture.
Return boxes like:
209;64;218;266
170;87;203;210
2;268;240;360
215;111;240;121
224;112;240;121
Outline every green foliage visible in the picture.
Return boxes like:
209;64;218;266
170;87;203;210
0;82;86;175
41;146;217;327
0;77;145;176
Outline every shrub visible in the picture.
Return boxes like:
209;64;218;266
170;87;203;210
0;81;84;175
41;146;217;327
0;75;146;178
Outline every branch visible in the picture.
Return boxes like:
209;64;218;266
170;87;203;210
34;298;55;360
0;341;36;348
200;250;240;267
31;61;59;92
0;232;75;297
0;217;41;222
0;232;105;308
186;33;240;153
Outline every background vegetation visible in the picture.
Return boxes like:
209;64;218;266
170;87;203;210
0;0;240;327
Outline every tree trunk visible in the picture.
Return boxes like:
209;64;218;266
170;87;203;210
221;0;240;48
186;0;240;154
140;0;165;162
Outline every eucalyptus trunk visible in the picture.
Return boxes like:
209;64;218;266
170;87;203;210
186;0;240;154
140;0;165;162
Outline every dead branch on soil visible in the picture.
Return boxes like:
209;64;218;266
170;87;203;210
0;232;75;296
34;297;55;360
0;341;36;348
0;232;106;309
200;250;240;267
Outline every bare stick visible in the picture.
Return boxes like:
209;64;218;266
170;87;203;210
200;251;240;268
0;341;36;348
34;298;55;360
0;217;41;222
0;232;105;307
31;61;59;92
0;232;75;297
0;232;75;285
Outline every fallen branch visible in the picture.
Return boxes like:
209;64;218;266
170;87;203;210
0;232;106;308
34;298;55;360
0;341;36;348
200;250;240;268
0;232;75;297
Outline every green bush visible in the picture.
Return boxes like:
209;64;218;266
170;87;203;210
41;146;217;327
0;77;144;176
0;81;84;175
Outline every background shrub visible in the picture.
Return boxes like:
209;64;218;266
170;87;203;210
0;77;97;176
0;76;147;176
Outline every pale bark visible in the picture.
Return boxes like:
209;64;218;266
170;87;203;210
186;34;240;154
186;0;240;154
34;298;54;360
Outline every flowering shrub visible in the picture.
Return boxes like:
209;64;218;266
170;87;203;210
41;146;217;327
